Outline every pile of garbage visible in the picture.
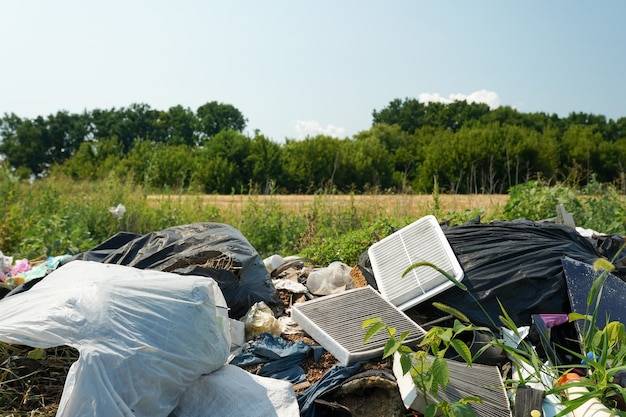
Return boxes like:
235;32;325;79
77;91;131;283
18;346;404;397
1;213;626;417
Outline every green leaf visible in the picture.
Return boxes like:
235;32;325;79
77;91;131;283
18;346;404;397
362;317;382;329
363;321;385;343
587;271;607;307
27;347;45;360
431;357;450;389
383;337;401;359
400;352;412;375
450;338;473;364
568;312;591;322
397;330;410;344
448;401;478;417
604;321;625;348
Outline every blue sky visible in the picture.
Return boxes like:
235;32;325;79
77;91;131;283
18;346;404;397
1;1;624;142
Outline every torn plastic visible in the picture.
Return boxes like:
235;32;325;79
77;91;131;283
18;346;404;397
0;260;231;417
68;222;281;319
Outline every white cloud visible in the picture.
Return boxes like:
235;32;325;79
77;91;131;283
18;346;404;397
419;89;501;109
293;120;346;140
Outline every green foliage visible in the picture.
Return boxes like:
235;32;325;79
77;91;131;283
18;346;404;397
3;100;626;194
235;194;306;257
298;218;398;265
374;256;626;415
363;316;484;417
363;261;497;416
504;179;626;235
504;180;582;221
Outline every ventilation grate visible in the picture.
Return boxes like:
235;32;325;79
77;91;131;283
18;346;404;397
394;354;512;417
368;215;464;311
290;286;426;365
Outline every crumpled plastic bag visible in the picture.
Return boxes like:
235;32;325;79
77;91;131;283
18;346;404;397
169;364;300;417
305;261;353;295
0;260;231;417
242;301;283;340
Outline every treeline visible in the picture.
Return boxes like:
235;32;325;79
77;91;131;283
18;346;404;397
1;99;626;194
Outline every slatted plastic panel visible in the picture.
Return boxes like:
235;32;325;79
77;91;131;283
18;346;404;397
291;286;426;365
395;355;512;417
368;215;464;311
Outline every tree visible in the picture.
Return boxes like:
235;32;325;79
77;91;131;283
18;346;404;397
344;133;393;191
191;130;252;193
158;105;199;146
279;135;346;192
372;98;426;133
246;131;283;193
0;116;49;177
45;110;90;163
560;125;603;184
59;137;123;180
196;101;247;139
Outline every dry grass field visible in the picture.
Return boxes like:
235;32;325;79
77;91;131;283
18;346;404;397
148;193;509;218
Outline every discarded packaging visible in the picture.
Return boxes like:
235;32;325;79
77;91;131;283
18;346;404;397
0;260;231;417
305;261;353;295
242;301;283;339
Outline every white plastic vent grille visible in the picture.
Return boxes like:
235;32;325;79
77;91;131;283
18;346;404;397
290;286;426;365
368;215;464;311
394;354;512;417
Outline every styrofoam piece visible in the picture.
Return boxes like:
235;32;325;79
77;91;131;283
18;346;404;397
368;214;464;311
290;286;426;365
393;353;512;416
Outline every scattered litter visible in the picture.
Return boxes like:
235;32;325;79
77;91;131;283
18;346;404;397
108;203;126;220
305;261;353;295
368;214;464;311
70;222;281;319
242;301;283;340
2;209;626;416
230;333;323;385
0;260;231;417
291;286;426;365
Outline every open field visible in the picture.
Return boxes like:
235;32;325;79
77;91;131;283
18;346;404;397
148;193;509;217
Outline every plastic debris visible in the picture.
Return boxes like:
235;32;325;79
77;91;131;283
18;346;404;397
242;301;283;339
306;261;353;295
0;260;231;417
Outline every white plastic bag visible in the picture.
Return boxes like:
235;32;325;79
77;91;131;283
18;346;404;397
306;261;354;295
0;260;231;417
170;364;300;417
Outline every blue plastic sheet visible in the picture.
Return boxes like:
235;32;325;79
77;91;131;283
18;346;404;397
231;333;324;384
297;362;363;417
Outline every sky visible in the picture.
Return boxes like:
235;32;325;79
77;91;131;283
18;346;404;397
1;1;625;142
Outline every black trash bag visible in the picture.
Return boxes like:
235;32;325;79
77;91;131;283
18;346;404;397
68;222;280;319
411;218;601;329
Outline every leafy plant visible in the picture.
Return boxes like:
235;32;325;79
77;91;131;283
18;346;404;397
547;257;626;416
363;261;490;417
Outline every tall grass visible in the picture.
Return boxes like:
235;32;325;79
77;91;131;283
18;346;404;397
1;169;623;266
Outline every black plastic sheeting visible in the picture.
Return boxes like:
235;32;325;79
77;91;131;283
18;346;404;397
68;222;281;319
407;218;612;329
